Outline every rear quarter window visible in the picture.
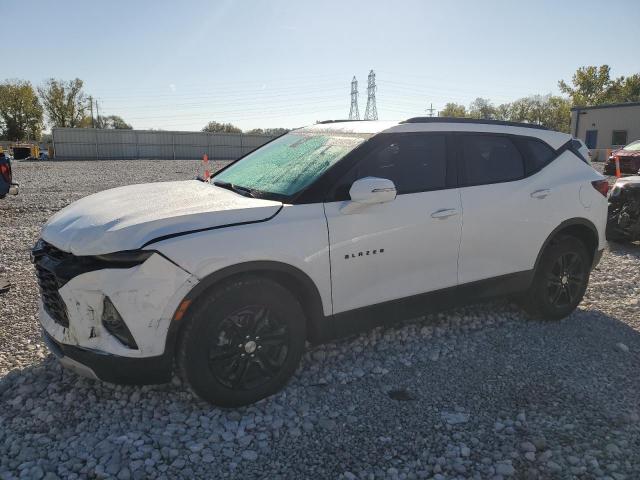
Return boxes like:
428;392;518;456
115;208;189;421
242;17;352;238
515;138;556;174
460;134;524;186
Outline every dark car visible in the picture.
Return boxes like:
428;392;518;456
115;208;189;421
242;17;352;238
606;175;640;242
603;140;640;175
0;153;18;198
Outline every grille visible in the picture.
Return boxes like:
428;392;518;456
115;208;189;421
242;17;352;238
38;241;72;262
33;241;71;328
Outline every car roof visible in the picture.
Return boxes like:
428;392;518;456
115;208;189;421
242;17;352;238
298;119;571;149
296;120;400;135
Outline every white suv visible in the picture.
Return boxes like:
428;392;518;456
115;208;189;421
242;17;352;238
33;118;609;406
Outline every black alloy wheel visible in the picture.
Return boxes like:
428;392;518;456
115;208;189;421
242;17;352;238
519;235;591;320
177;276;306;407
208;305;290;390
545;252;586;308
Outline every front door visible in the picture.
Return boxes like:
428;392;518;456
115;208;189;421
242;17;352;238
323;132;462;316
585;130;598;149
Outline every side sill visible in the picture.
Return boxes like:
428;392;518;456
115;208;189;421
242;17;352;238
327;270;534;341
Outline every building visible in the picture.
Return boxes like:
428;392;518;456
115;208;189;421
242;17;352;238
570;102;640;161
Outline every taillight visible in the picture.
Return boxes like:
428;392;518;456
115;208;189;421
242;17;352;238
591;179;609;197
0;163;10;183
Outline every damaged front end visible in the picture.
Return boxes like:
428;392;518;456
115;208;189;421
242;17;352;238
31;239;198;384
606;176;640;242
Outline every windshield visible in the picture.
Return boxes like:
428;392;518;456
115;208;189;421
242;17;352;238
212;131;369;198
624;140;640;152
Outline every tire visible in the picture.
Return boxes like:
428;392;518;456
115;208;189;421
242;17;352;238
520;236;591;320
177;276;306;407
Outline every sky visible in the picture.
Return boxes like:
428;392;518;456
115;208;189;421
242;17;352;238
3;0;640;132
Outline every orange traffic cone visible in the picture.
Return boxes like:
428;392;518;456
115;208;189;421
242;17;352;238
202;153;210;181
614;156;621;178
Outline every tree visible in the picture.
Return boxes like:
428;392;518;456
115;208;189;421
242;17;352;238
439;103;467;118
38;78;89;127
608;73;640;103
558;65;625;106
494;95;571;132
468;97;496;119
96;115;133;129
202;121;242;133
0;79;44;140
494;103;512;121
538;95;571;133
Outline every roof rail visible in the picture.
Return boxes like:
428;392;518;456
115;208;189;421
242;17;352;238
316;119;363;124
400;117;549;130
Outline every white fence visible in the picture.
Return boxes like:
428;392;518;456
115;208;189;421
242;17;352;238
52;128;276;160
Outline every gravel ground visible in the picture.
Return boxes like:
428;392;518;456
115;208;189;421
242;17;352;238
1;160;639;480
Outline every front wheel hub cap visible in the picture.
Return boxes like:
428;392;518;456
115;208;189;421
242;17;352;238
244;340;257;354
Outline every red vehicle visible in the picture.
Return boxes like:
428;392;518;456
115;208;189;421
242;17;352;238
0;152;18;199
604;140;640;175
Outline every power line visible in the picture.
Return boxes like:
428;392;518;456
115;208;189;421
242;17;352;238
364;70;378;121
348;76;360;120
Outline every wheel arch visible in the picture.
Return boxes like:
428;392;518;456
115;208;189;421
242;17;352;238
534;218;600;272
164;261;330;359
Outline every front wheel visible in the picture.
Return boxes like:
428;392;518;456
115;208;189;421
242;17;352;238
520;236;591;320
177;276;306;407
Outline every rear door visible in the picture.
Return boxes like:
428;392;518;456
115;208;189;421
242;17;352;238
456;133;557;284
324;132;462;315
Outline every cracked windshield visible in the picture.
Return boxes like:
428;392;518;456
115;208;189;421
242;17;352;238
213;132;369;196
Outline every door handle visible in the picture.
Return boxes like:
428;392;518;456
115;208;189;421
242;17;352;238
430;208;458;219
530;189;551;199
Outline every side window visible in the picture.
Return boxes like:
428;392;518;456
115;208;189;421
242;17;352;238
348;134;447;195
516;138;556;175
460;135;524;186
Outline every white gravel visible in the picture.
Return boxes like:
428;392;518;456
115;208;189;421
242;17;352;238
1;159;639;479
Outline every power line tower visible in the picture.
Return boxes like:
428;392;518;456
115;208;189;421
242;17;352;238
426;103;436;117
348;76;360;120
88;96;95;128
364;70;378;120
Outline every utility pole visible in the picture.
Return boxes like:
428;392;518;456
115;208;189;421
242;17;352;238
89;96;95;128
426;103;436;117
364;70;378;121
348;76;360;120
95;100;100;128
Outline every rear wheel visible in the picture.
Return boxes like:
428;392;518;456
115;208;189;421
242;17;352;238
520;236;591;320
177;276;306;407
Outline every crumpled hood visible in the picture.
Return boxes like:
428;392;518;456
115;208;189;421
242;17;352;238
613;148;640;158
41;180;282;255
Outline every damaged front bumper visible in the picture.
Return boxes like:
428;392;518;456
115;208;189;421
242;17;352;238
34;241;199;383
42;328;173;384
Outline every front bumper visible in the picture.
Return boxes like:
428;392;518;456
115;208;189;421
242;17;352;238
35;248;196;358
43;329;172;384
604;161;640;175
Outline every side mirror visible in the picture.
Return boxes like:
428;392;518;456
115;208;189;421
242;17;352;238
341;177;397;214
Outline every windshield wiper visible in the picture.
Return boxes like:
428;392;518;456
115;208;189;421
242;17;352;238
212;180;287;201
213;180;257;198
